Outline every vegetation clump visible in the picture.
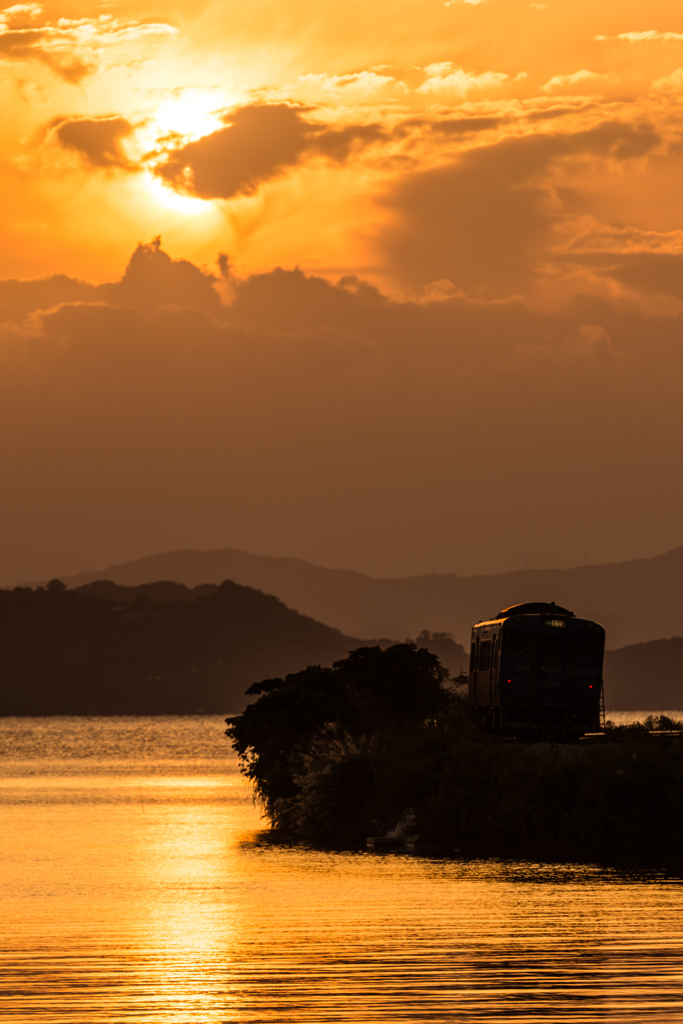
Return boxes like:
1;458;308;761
226;643;464;841
227;648;683;864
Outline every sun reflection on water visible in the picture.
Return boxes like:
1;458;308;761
1;717;682;1023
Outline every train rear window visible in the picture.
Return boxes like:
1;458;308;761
504;631;536;655
478;640;492;671
539;633;566;660
571;635;604;659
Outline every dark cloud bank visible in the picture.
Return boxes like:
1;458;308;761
153;103;386;198
54;116;135;168
53;102;386;197
52;110;683;308
380;120;663;295
1;239;683;582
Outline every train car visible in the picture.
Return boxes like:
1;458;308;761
468;601;605;740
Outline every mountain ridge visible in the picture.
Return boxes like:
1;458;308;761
25;544;683;649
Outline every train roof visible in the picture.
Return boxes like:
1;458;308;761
489;601;575;621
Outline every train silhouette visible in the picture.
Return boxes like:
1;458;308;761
468;601;605;740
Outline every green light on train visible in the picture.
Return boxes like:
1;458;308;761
545;619;566;627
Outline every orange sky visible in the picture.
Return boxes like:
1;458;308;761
1;0;683;581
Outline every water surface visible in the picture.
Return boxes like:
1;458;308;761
1;716;682;1022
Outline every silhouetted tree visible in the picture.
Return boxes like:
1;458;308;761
226;643;452;818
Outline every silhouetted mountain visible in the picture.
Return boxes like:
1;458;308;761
0;579;362;715
604;639;683;711
75;579;219;605
0;579;468;715
45;544;683;649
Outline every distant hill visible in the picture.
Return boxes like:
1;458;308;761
73;580;468;676
0;580;361;715
604;638;683;711
0;579;468;715
41;544;683;649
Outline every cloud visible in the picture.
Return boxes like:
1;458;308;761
153;104;311;199
0;26;91;80
0;274;96;323
297;71;397;96
594;31;683;43
542;70;603;93
563;223;683;257
0;238;223;320
426;115;505;134
525;103;600;123
312;122;387;159
54;116;134;168
3;242;683;582
0;9;176;81
102;239;225;311
153;103;386;200
94;238;224;312
582;253;683;301
417;63;508;95
653;67;683;90
1;3;43;22
445;0;487;6
377;121;661;296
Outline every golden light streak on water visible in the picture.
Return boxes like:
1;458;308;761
1;717;682;1022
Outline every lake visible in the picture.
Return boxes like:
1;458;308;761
1;715;682;1022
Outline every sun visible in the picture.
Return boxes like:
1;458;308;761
131;88;235;217
151;88;229;142
143;173;219;217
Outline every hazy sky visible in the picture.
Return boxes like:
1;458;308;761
2;0;683;581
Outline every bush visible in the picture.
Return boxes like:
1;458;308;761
225;643;459;838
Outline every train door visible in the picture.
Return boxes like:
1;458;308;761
468;635;479;705
500;627;536;707
489;630;500;705
476;635;492;706
568;628;604;729
538;628;567;705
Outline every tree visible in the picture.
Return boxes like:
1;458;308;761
225;643;451;821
